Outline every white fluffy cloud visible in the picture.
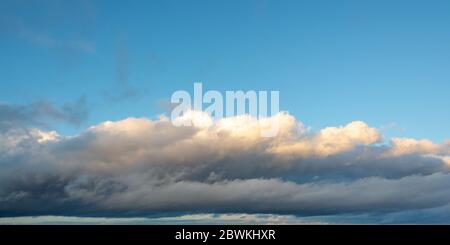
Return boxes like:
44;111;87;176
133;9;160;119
387;137;450;156
269;120;382;158
0;111;449;221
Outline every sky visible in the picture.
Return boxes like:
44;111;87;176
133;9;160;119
1;0;450;224
1;0;450;140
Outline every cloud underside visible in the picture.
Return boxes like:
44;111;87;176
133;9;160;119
1;111;450;222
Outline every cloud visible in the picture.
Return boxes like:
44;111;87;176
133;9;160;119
0;97;89;131
18;27;96;54
0;213;325;225
0;111;449;222
386;137;450;156
0;1;96;54
103;38;147;102
269;120;382;158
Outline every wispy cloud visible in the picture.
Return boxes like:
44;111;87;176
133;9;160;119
0;96;89;131
103;37;147;102
0;1;96;54
18;27;96;54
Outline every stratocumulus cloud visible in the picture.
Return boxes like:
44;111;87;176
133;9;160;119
0;111;449;220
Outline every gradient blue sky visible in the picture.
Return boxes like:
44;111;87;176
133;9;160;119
1;0;449;141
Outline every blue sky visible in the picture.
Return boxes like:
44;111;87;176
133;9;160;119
1;0;450;140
